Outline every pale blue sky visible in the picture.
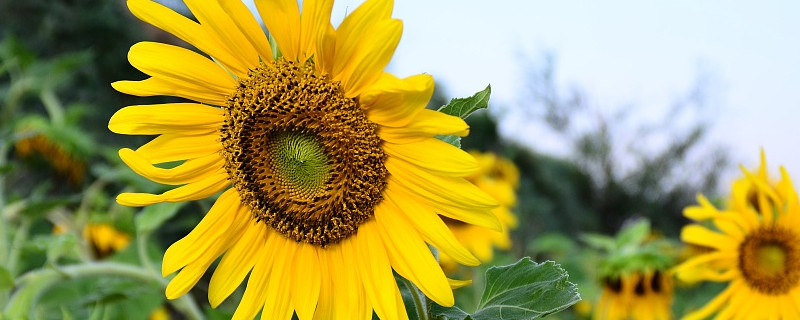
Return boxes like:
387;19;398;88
369;0;800;184
167;0;800;184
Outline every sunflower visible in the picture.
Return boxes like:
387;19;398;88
673;152;800;319
109;0;499;319
439;151;518;270
594;270;673;320
53;223;131;259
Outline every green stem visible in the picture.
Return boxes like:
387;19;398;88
6;218;32;276
39;89;65;126
400;276;430;320
7;262;204;320
137;231;158;278
0;142;8;307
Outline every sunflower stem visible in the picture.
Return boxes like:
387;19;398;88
0;142;9;307
400;276;430;320
137;230;158;278
7;262;205;320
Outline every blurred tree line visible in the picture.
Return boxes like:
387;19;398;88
442;54;730;258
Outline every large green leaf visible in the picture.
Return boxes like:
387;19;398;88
431;257;580;320
0;265;13;289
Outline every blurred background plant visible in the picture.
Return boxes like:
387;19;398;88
0;0;744;319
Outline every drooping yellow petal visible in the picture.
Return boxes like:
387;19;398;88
386;157;498;210
255;0;301;61
116;170;229;207
356;220;403;320
166;206;247;299
375;201;454;306
383;138;478;177
109;103;222;135
183;0;259;73
681;225;739;251
208;221;267;308
111;78;228;106
261;236;295;320
135;133;221;164
447;278;472;289
338;19;402;98
299;0;334;60
232;230;280;320
291;243;321;320
331;0;392;77
118;148;224;186
384;183;480;266
125;0;249;76
160;190;239;276
127;42;237;94
363;73;432;128
378;110;469;144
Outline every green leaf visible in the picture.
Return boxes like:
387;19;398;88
616;219;650;248
473;258;579;320
435;85;491;148
47;232;79;264
580;233;616;252
134;202;184;234
437;85;491;119
430;304;472;320
0;265;14;289
429;258;580;320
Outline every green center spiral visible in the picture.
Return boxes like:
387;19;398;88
266;131;330;199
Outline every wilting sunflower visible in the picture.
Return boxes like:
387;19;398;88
439;151;518;270
110;0;499;319
674;152;800;319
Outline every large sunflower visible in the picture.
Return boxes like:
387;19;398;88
109;0;500;319
439;151;518;270
674;152;800;319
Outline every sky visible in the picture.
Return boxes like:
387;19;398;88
340;0;799;184
166;0;800;185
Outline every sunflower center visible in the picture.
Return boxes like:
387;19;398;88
221;58;388;246
739;226;800;295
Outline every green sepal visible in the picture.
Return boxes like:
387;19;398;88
436;85;491;148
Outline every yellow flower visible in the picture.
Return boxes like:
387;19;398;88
15;133;86;186
54;223;131;259
439;151;518;270
109;0;499;319
148;306;171;320
673;152;800;319
593;271;673;320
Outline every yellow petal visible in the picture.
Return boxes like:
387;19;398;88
291;243;321;320
682;282;735;320
255;0;301;61
166;203;248;299
135;133;221;164
680;225;739;251
383;138;478;177
315;25;337;75
379;110;469;144
111;78;228;106
118;148;224;186
109;103;222;135
384;183;480;266
160;189;239;276
231;230;280;320
127;41;236;94
363;73;432;128
386;157;498;209
375;201;454;306
355;220;402;320
208;221;266;308
126;0;249;76
218;0;273;60
261;236;295;320
116;170;229;207
312;251;333;320
447;278;472;290
338;19;402;98
328;240;365;319
331;0;392;77
183;0;259;72
299;0;334;60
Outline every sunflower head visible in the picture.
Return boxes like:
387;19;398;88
110;0;498;318
674;151;800;319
